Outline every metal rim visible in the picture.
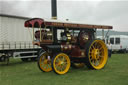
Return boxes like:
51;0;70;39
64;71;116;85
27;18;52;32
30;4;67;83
38;52;52;72
88;40;108;69
53;53;70;75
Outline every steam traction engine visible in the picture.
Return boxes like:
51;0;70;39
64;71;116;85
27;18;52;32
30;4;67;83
24;18;112;75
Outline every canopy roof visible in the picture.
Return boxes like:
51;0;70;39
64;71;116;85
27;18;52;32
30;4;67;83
24;18;112;29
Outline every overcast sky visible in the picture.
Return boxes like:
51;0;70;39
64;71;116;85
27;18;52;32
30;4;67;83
0;0;128;32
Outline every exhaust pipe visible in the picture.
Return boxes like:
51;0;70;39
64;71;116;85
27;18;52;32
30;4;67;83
51;0;57;19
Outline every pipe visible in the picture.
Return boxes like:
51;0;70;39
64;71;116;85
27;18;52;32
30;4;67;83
51;0;57;19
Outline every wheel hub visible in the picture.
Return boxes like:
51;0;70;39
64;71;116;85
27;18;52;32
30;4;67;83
92;49;100;60
44;59;48;64
58;61;64;65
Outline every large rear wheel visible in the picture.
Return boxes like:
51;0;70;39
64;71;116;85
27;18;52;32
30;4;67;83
86;40;108;70
37;52;52;72
52;53;71;75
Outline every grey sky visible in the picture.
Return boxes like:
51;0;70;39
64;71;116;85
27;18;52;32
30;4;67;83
0;0;128;32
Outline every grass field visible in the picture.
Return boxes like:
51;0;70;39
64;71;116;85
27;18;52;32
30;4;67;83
0;53;128;85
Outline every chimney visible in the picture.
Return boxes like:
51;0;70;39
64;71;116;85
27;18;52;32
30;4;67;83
51;0;57;19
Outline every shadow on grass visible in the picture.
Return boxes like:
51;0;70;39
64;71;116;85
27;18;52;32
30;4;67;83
28;66;91;78
0;60;36;67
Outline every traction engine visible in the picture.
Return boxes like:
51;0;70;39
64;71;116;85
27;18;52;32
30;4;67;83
24;18;112;74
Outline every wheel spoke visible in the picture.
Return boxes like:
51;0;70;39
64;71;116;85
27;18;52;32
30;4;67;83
94;42;98;48
92;60;95;65
99;47;103;50
97;43;101;49
56;57;61;62
95;60;99;66
92;45;95;49
62;56;65;62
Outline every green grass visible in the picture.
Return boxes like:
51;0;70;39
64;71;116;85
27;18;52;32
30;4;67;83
0;54;128;85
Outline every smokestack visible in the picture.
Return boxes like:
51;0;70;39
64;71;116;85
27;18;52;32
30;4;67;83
51;0;57;19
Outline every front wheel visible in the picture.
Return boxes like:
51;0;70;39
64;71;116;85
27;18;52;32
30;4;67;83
37;52;52;72
52;53;71;75
85;40;108;70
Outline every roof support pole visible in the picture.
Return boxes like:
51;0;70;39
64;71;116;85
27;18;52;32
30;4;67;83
32;27;34;42
102;29;104;40
40;26;42;42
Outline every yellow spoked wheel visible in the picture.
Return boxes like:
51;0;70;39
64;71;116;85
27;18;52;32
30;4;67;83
52;53;71;75
38;52;52;72
86;40;108;70
71;63;85;68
